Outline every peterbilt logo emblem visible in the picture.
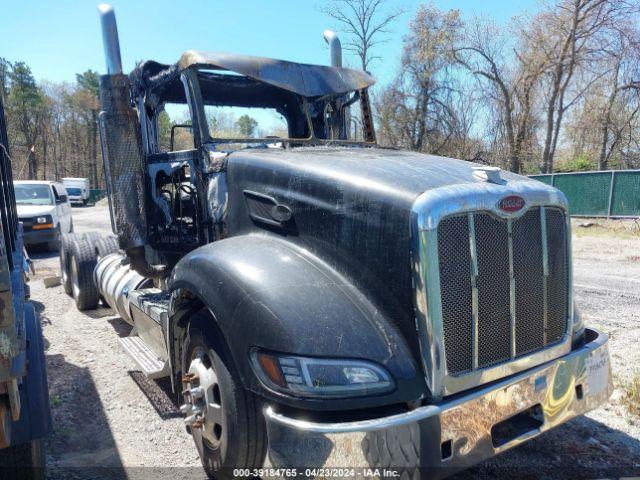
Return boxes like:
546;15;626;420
497;195;525;213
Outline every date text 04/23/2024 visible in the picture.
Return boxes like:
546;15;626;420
232;468;403;478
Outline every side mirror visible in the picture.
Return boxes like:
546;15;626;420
57;194;68;203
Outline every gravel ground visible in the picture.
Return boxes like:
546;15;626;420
26;206;640;479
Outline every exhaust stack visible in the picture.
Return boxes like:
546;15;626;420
323;30;349;139
323;30;342;68
98;4;123;74
97;4;163;277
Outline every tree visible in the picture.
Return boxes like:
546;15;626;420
376;4;467;155
0;58;11;100
320;0;404;71
457;18;547;173
529;0;637;172
7;62;47;179
76;70;100;187
157;111;172;150
235;115;258;137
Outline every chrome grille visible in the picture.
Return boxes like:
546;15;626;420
437;215;473;374
437;206;569;376
545;209;569;344
474;213;511;369
513;209;545;356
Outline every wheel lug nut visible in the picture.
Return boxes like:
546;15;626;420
190;386;204;400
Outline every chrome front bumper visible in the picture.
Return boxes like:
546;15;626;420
265;328;612;478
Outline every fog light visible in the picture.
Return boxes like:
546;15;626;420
252;351;394;398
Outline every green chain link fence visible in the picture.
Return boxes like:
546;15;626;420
89;189;107;204
530;170;640;217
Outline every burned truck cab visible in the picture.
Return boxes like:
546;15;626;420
86;5;613;479
98;10;376;277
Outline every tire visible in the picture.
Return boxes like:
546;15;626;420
182;312;267;479
69;238;99;310
0;438;46;480
82;231;102;244
59;233;82;296
95;236;120;260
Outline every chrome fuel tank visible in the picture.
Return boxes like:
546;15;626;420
94;253;149;325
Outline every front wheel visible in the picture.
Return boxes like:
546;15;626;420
181;314;266;479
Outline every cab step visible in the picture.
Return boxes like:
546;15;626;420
118;335;169;379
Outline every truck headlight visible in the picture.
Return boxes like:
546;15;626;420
251;351;395;398
36;216;48;224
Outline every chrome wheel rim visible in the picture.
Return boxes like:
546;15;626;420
182;350;226;454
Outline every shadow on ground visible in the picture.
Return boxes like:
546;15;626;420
26;247;58;261
129;373;182;420
40;301;126;479
452;415;640;479
107;316;182;420
83;306;117;319
107;317;133;337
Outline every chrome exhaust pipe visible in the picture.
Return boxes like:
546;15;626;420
97;3;123;74
323;30;348;139
323;30;342;68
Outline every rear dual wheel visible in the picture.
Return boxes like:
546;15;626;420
60;232;118;306
59;233;81;295
69;237;100;311
95;235;119;261
181;313;267;479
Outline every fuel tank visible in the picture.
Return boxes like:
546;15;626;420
94;253;149;324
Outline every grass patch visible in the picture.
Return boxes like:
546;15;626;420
623;376;640;417
572;219;640;239
50;394;62;408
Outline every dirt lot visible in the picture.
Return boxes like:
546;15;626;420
27;205;640;479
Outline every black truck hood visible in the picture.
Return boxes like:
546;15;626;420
227;146;530;208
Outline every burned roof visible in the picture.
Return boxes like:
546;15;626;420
137;50;375;100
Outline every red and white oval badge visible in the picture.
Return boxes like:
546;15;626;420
497;195;525;213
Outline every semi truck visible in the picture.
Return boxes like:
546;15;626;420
0;91;52;478
59;4;612;478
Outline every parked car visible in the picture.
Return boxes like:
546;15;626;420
62;177;91;205
14;180;73;250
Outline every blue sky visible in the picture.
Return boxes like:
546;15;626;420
2;0;536;88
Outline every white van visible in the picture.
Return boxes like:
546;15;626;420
14;180;73;250
62;177;91;205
